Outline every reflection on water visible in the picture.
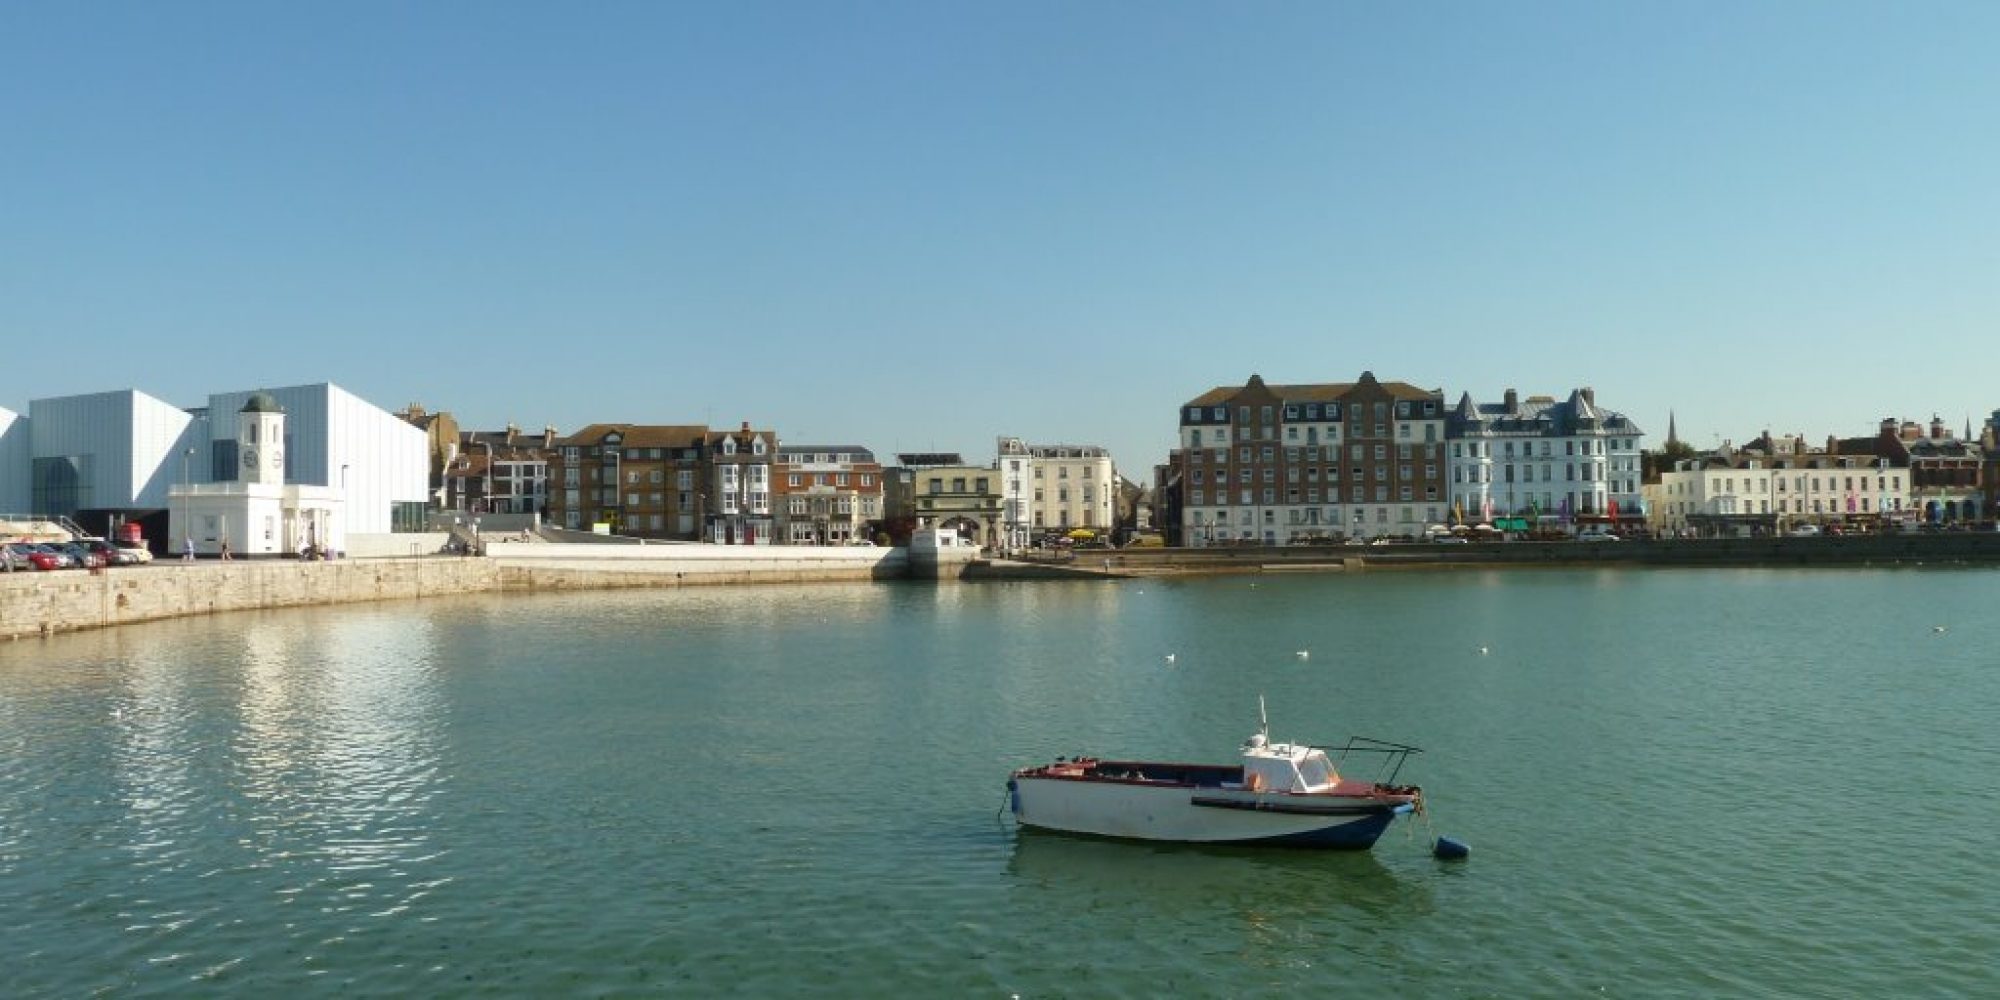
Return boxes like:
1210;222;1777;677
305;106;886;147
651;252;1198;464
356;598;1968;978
235;615;449;912
1007;827;1429;916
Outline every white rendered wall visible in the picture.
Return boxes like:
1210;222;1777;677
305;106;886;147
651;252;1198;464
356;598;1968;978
206;383;427;535
28;389;199;509
0;407;28;513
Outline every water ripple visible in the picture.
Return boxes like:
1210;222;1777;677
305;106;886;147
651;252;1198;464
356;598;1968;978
2;576;1998;996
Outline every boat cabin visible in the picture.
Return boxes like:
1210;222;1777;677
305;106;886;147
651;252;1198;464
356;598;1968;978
1238;733;1340;793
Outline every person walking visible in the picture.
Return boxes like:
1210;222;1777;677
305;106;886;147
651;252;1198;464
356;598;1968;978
183;536;195;561
220;539;232;561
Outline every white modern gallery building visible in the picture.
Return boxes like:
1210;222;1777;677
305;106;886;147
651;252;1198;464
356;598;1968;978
0;382;427;556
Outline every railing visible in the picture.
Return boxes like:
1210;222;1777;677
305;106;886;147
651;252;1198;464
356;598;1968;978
1324;737;1424;786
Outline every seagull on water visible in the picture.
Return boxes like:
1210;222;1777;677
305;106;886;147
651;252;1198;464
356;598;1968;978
1164;653;1177;664
1478;645;1490;656
1932;625;1948;634
1295;650;1310;660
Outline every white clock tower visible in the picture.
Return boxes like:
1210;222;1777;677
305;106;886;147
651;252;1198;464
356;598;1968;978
237;391;286;486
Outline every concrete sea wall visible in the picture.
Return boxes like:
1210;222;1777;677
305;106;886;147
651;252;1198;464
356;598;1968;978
491;542;904;590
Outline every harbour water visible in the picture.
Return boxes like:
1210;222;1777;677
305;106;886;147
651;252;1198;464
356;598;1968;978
4;569;1997;997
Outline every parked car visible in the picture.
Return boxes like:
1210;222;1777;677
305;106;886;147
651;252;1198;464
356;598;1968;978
24;544;73;568
4;542;60;570
79;538;138;566
55;542;106;569
1787;524;1822;537
113;539;155;563
1576;529;1620;542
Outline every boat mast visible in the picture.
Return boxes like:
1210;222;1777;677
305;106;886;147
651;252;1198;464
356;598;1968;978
1258;694;1269;741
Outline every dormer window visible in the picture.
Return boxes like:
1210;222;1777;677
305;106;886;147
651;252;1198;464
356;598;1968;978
723;438;737;455
752;438;766;455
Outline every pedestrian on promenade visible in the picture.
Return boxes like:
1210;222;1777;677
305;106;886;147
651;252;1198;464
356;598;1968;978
220;539;232;561
183;536;195;561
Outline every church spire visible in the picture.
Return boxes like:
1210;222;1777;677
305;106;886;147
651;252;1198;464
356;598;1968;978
1666;410;1680;448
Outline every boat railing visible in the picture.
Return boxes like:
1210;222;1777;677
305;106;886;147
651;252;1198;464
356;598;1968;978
1321;737;1423;786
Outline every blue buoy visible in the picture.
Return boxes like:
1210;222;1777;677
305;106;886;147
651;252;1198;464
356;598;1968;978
1433;836;1470;860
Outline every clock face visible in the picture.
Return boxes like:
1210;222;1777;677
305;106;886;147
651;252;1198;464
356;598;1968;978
242;448;259;468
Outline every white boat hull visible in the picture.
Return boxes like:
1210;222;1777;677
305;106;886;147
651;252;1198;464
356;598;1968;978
1009;775;1412;849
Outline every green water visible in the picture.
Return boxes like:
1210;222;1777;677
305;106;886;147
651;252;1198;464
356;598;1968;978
4;569;1997;997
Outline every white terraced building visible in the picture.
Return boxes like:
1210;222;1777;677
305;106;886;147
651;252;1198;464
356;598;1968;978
1655;435;1911;536
1445;388;1645;526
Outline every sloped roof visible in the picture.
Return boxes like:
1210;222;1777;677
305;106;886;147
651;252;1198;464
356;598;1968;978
1182;373;1440;409
556;423;711;448
1448;389;1643;437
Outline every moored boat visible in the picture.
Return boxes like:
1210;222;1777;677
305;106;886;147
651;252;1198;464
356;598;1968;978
1007;703;1423;849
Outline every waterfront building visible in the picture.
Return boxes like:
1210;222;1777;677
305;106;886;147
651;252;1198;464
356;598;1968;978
394;403;461;509
702;423;777;544
1024;443;1117;540
896;453;1003;547
1891;416;1984;523
1639;479;1673;537
1983;411;2000;521
16;388;196;540
443;425;558;517
14;383;425;553
1656;428;1911;536
0;406;28;514
546;424;709;539
1445;387;1646;529
996;437;1033;552
1153;458;1185;546
773;445;884;545
1175;372;1446;545
170;393;344;558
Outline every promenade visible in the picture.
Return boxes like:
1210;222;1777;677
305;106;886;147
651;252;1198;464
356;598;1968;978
7;532;1997;640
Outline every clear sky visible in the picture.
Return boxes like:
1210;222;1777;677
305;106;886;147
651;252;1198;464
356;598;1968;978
5;2;1996;471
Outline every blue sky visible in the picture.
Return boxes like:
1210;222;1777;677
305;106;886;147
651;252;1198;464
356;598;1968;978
5;2;1996;470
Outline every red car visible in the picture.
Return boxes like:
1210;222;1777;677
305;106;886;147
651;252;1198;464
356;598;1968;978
5;542;61;571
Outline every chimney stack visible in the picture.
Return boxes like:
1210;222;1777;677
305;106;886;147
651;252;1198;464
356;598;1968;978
1503;388;1519;412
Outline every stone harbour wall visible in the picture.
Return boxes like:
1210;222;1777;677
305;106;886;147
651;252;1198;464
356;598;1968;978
1;559;500;641
2;544;912;640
